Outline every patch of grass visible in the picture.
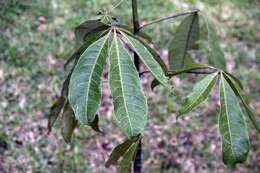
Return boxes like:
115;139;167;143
1;0;259;172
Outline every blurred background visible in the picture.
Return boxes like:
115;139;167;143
0;0;259;172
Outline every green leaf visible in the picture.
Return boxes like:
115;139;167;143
47;96;66;132
223;72;260;134
64;30;109;68
61;72;72;97
75;20;110;43
241;102;260;134
120;31;171;90
116;140;139;173
179;73;218;115
109;32;148;137
105;136;139;168
68;34;109;124
203;18;226;69
63;71;101;132
61;102;77;144
168;13;200;70
89;114;101;133
224;71;243;91
134;37;168;73
219;73;249;167
119;28;168;73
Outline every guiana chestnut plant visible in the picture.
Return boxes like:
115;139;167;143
47;0;260;172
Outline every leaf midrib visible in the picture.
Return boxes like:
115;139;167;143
221;76;236;158
120;31;170;89
84;34;108;122
113;34;134;136
181;14;197;67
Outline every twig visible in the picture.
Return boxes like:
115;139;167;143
139;9;200;30
132;1;142;173
167;69;218;76
132;0;140;72
140;68;218;77
134;140;142;173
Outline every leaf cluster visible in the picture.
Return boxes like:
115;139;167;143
47;10;259;172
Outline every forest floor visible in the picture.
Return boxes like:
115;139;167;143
0;0;259;173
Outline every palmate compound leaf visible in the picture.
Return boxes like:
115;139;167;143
179;72;218;115
109;31;148;137
68;32;110;124
105;135;140;168
168;13;200;70
119;31;171;90
223;72;260;134
219;73;249;167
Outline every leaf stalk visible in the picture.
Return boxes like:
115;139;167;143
139;9;200;30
